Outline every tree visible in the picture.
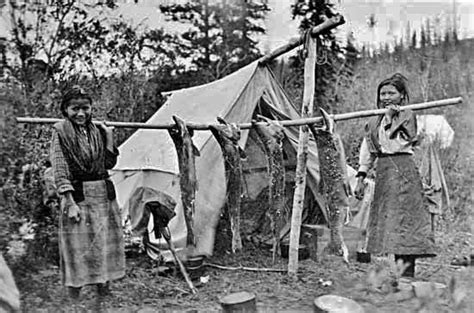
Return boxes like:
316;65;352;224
411;30;417;50
159;0;269;82
420;25;427;49
7;0;180;84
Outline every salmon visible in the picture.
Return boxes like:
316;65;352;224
252;117;286;263
209;117;246;253
168;115;200;247
309;108;350;262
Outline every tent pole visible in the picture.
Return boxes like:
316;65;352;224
258;15;345;65
287;33;317;278
15;97;463;129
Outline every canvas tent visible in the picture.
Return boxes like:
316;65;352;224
111;61;362;257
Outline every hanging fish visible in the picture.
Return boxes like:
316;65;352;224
168;115;200;247
209;117;246;253
309;108;351;263
252;116;286;263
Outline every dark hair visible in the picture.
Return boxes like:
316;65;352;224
376;73;409;108
60;85;92;116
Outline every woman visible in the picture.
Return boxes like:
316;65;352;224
354;74;436;277
50;86;125;299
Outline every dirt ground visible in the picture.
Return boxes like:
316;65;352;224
15;228;472;313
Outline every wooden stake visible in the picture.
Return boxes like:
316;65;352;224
16;97;463;130
161;228;197;294
287;34;317;278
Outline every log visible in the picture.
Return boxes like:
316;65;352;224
209;117;245;253
16;97;463;130
288;34;317;277
313;295;364;313
258;15;345;65
168;116;199;247
252;117;286;264
219;292;257;313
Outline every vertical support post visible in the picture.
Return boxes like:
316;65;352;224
287;35;317;277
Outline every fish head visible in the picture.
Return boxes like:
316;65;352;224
319;108;335;134
172;115;190;137
214;117;240;141
255;115;285;141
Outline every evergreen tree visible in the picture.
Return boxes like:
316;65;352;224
411;30;417;50
452;28;459;45
420;26;427;49
393;36;404;61
159;0;269;83
344;32;359;70
425;18;432;46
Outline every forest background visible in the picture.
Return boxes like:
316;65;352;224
0;0;472;310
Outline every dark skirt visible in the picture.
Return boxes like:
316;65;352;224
59;180;125;287
366;154;436;257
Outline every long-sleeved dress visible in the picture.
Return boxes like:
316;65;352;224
358;110;436;257
50;120;125;288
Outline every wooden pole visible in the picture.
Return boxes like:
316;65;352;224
258;15;345;65
287;34;317;278
15;97;463;129
161;228;197;294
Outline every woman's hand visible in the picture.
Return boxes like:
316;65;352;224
354;178;366;200
385;104;401;120
67;203;81;223
97;122;114;139
61;193;81;223
97;121;115;151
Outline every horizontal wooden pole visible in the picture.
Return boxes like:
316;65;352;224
15;97;463;130
273;96;464;127
258;15;345;65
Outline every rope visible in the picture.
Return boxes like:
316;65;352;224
299;28;313;61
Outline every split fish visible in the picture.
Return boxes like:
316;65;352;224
252;116;286;263
209;117;246;253
309;108;351;263
168;115;200;247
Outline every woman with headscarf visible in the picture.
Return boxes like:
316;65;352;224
354;74;436;277
50;86;125;300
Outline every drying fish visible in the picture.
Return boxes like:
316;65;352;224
252;116;286;263
209;117;246;253
309;108;351;263
168;115;200;247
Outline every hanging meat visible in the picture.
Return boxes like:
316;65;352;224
309;108;351;263
209;117;246;253
252;117;286;263
168;115;200;247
